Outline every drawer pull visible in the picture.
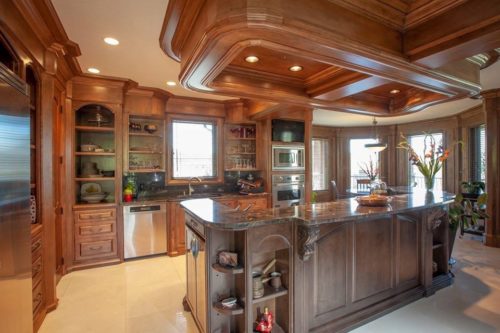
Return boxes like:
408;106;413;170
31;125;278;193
89;246;103;251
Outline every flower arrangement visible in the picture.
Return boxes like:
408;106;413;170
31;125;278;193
397;133;451;190
358;156;379;181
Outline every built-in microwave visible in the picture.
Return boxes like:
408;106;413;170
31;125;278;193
272;145;305;171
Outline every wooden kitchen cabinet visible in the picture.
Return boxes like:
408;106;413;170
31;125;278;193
72;206;120;267
167;201;187;256
124;89;166;118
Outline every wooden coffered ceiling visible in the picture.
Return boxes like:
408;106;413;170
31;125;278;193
160;0;500;117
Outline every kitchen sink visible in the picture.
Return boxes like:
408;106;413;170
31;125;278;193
177;193;223;199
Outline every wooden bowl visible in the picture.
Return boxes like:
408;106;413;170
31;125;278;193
356;195;392;207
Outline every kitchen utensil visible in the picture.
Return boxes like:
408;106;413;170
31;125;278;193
252;258;276;299
269;272;282;289
356;195;392;207
80;162;99;176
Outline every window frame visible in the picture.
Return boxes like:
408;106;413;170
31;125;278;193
166;114;224;185
406;132;445;191
348;138;381;189
469;124;486;183
312;138;329;191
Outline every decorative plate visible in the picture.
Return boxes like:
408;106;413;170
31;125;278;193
356;195;392;207
81;183;102;195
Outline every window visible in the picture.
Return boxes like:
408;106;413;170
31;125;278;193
349;138;379;189
470;124;486;183
312;138;329;191
408;133;444;190
171;119;218;179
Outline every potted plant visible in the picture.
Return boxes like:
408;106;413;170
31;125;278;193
460;181;485;199
448;192;488;256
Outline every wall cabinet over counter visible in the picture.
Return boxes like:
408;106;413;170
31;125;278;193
124;88;167;118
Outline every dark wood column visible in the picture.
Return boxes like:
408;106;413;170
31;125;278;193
483;89;500;248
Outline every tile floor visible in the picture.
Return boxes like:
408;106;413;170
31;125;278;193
40;236;500;333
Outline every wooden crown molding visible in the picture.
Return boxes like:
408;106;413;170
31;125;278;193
160;0;494;118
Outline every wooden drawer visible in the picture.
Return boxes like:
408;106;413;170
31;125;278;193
76;221;115;237
32;255;43;288
75;238;117;261
32;278;44;315
76;208;115;223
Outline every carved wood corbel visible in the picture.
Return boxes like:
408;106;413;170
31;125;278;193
426;208;447;231
297;225;320;261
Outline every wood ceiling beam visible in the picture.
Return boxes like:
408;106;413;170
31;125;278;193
308;75;390;101
405;0;500;68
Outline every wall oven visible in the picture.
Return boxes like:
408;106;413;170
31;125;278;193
272;145;305;171
272;174;305;208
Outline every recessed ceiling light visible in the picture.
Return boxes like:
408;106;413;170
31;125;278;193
104;37;119;46
166;81;177;86
289;65;303;72
245;55;259;63
390;89;400;94
88;67;100;74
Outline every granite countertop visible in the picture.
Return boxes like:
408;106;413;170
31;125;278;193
180;190;455;230
121;192;269;205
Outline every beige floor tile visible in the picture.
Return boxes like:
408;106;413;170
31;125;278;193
40;236;500;333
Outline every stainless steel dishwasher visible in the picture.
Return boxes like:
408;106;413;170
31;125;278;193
123;203;167;259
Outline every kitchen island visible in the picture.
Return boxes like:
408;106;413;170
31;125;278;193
181;191;454;333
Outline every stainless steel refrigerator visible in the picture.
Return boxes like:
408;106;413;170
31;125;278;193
0;64;33;332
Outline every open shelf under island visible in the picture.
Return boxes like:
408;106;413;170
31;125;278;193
180;190;454;333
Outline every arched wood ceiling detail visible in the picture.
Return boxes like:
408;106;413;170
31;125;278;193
160;0;499;117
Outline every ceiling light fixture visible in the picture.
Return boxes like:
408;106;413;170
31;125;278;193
365;117;387;153
245;55;259;63
289;65;303;72
87;67;100;74
166;81;177;86
390;89;400;94
104;37;119;46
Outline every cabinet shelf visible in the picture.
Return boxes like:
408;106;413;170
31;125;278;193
129;132;163;138
252;286;288;304
128;168;165;173
213;301;244;315
75;125;114;133
212;263;244;274
76;152;115;156
226;137;256;141
225;168;260;172
226;153;256;155
432;242;443;250
75;177;115;181
129;150;162;154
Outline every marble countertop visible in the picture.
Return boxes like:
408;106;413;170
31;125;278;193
121;192;268;205
180;190;455;230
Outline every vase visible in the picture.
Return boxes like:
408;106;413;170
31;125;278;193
424;176;435;191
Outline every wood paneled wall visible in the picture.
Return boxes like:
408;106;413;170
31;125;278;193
312;106;485;201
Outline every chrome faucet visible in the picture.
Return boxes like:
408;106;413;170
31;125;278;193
188;177;202;196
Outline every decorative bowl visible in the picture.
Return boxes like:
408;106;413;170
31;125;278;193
356;195;392;207
144;124;158;134
80;144;97;152
81;192;107;203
